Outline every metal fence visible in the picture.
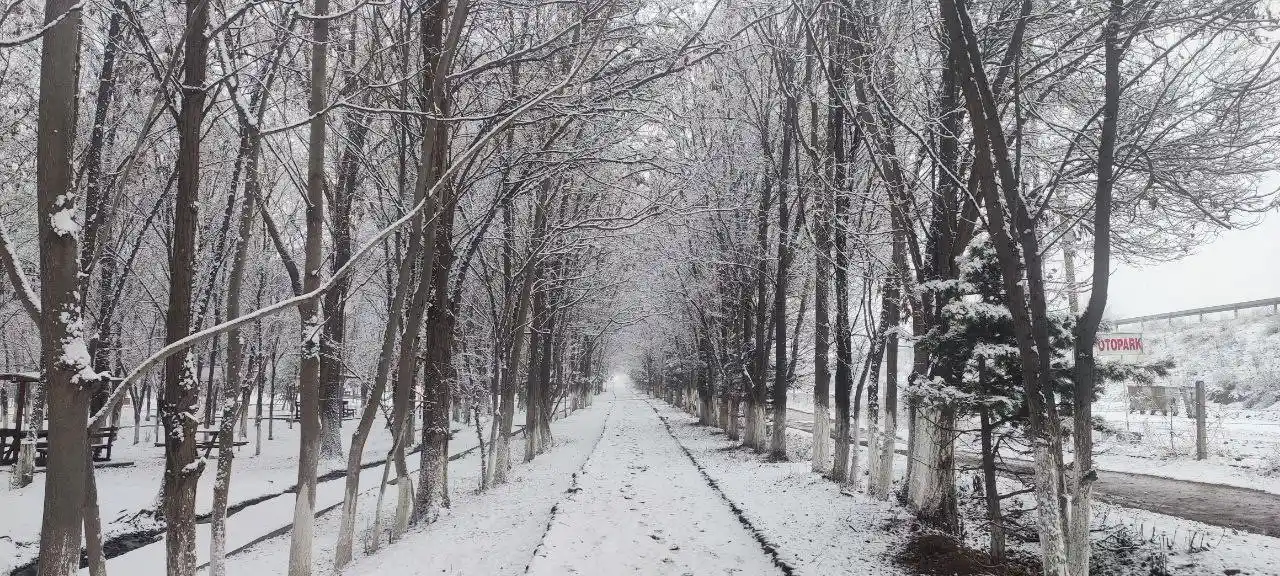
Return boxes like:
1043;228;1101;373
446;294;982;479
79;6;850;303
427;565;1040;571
1113;296;1280;327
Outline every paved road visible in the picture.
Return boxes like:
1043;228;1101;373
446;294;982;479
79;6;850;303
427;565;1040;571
526;391;781;575
785;408;1280;537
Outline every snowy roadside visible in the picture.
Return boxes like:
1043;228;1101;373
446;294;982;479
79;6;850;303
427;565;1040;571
214;390;615;575
1;415;409;574
788;390;1280;497
1088;502;1280;576
783;393;1280;575
1091;451;1280;497
71;412;503;575
649;398;911;575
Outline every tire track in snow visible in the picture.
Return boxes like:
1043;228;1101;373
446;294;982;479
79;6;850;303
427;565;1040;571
644;398;798;576
522;392;616;574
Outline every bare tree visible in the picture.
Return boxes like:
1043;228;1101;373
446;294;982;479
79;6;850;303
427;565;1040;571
33;0;90;572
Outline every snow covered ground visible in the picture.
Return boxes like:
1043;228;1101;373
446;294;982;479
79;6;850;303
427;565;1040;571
789;385;1280;496
526;391;780;575
782;309;1280;490
0;413;381;573
1092;310;1280;485
9;376;1279;575
214;378;917;575
784;394;1280;574
1091;397;1280;493
651;401;911;575
0;408;484;574
216;397;603;576
1088;502;1280;575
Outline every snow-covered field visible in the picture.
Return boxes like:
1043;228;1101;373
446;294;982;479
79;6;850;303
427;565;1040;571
1091;403;1280;494
214;381;914;575
1139;309;1280;409
1088;502;1280;575
786;331;1280;495
218;398;604;576
7;374;1279;576
783;391;1280;575
0;407;475;574
1090;310;1280;487
652;402;910;574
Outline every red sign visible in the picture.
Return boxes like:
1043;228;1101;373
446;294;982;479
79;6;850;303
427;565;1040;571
1096;333;1145;356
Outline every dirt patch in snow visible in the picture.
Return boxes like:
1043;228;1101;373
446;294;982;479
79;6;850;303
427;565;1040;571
896;531;1036;576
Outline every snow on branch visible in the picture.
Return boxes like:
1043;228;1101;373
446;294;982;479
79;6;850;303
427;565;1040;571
0;0;85;48
291;0;386;21
0;218;40;323
87;23;606;430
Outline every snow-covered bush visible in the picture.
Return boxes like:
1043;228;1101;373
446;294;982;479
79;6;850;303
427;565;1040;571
1261;444;1280;477
911;235;1078;432
1089;523;1172;576
1141;311;1280;409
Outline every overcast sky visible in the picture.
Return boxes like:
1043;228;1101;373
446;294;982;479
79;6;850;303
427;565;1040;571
1107;206;1280;320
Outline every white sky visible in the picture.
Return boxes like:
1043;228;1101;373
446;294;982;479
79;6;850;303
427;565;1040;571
1107;206;1280;319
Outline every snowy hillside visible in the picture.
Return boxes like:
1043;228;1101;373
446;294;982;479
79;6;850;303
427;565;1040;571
1126;309;1280;409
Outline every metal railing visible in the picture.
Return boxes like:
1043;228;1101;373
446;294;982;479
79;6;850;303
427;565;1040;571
1113;296;1280;326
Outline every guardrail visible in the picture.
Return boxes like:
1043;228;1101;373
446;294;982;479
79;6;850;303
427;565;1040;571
1113;296;1280;327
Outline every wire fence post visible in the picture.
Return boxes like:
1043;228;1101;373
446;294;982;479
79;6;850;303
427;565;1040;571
1195;380;1207;460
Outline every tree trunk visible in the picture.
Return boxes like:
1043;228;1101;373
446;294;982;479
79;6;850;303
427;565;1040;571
1066;3;1121;573
978;360;1006;562
12;380;41;489
335;83;422;566
33;0;88;570
255;357;265;456
386;175;442;540
523;288;545;463
268;346;277;440
770;123;794;460
319;110;369;462
159;0;212;572
830;217;853;481
133;396;142;445
905;404;958;532
82;444;106;576
491;200;539;485
871;246;902;498
209;120;261;576
811;255;832;472
286;0;330;570
749;210;769;452
414;162;456;525
814;1;847;472
536;303;557;450
334;160;413;569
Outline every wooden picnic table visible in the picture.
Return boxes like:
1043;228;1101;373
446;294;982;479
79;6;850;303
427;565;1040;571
153;427;248;457
291;400;359;422
0;427;23;464
0;427;119;466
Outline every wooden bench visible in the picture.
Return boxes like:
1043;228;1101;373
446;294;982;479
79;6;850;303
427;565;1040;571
34;427;118;467
153;428;248;457
0;428;23;464
194;429;248;457
292;405;359;421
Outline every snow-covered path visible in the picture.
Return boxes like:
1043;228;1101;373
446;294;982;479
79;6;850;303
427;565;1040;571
526;389;782;575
